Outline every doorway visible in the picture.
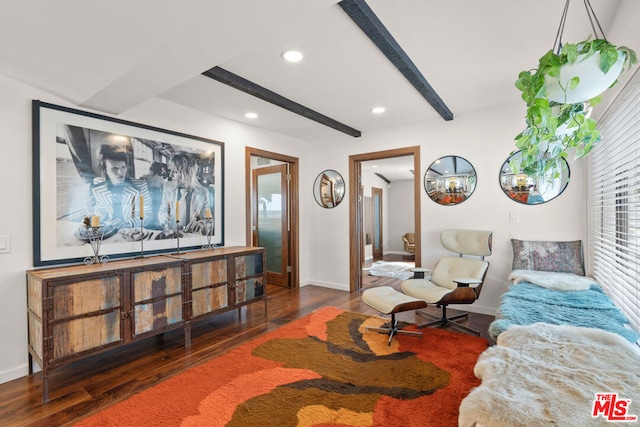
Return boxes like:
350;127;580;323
372;187;383;260
349;146;421;292
246;147;299;288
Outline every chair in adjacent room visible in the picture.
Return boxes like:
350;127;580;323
401;229;492;335
402;232;415;254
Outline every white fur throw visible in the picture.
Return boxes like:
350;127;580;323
509;269;596;291
459;323;640;427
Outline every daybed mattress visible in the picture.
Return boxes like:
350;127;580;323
489;278;639;344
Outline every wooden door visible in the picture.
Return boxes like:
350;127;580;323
252;164;289;287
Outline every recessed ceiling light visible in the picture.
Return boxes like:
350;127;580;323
245;112;258;119
371;106;386;114
281;50;303;63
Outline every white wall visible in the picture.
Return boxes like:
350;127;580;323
0;74;312;384
0;75;37;385
305;104;588;315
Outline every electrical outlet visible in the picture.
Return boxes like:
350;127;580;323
510;212;518;223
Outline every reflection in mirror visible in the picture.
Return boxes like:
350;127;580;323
313;169;345;208
424;156;477;205
499;151;570;205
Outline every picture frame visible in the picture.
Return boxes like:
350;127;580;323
32;100;225;266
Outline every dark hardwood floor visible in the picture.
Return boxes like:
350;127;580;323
0;270;494;427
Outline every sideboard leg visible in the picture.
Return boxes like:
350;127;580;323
42;370;49;403
28;353;33;375
184;324;191;348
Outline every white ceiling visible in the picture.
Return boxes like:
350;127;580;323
0;0;628;179
362;156;416;183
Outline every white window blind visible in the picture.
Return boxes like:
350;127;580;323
588;78;640;333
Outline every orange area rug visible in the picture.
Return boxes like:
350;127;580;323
74;307;488;426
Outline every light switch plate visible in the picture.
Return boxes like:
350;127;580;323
0;235;11;254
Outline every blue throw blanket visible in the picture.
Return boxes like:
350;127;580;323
489;282;639;343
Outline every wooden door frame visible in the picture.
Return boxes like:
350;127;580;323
349;146;421;292
245;147;299;288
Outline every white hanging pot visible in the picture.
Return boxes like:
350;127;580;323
544;50;625;104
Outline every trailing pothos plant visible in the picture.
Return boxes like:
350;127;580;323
512;38;637;175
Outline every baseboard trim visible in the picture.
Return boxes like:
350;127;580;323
300;280;349;292
384;251;413;256
0;363;29;385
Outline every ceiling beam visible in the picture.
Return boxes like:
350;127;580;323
374;172;391;184
202;67;362;138
339;0;453;121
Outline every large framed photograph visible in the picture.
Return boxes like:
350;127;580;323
33;100;224;266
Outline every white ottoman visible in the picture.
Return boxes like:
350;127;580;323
362;286;427;345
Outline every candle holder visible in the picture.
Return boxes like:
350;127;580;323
138;220;145;258
175;220;181;254
84;226;108;265
202;218;216;251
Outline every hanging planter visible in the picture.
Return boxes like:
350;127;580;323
544;47;625;104
543;39;633;104
512;0;637;173
514;39;636;173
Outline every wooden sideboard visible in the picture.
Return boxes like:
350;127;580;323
26;246;266;402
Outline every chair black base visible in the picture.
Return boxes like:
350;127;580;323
365;313;424;346
415;306;480;336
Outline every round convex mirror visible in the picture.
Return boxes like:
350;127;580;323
424;156;477;205
313;170;345;208
499;151;570;205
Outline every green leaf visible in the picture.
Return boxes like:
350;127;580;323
567;76;580;91
563;44;579;63
588;95;602;107
599;46;619;73
546;67;560;79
